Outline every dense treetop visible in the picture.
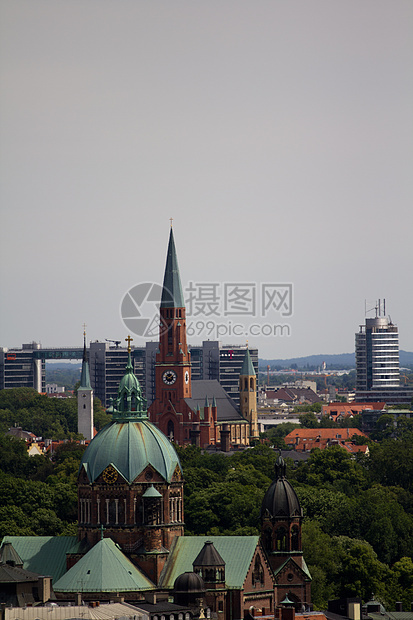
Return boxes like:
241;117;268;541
0;388;412;609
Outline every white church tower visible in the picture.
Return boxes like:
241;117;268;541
77;331;94;440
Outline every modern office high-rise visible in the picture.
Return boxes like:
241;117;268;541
0;340;258;408
0;343;45;392
89;340;258;407
354;302;413;405
355;313;399;392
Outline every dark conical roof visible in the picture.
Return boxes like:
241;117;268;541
79;336;92;390
260;455;302;520
193;541;225;568
0;542;24;567
161;227;185;308
174;572;205;594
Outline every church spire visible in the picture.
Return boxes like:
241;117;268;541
161;226;185;308
79;330;92;390
240;347;255;376
78;327;93;440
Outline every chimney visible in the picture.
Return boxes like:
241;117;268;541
220;424;231;452
145;591;157;604
281;608;295;620
395;603;403;612
190;423;200;448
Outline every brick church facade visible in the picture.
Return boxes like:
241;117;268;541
149;227;258;450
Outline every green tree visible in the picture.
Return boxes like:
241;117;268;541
387;556;413;608
93;397;111;431
301;520;340;607
299;412;319;427
335;536;389;601
368;438;413;492
295;446;368;496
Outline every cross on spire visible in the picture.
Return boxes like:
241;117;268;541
83;323;87;338
125;335;133;353
170;217;173;227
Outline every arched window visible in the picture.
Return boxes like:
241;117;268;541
252;555;264;586
144;498;161;525
250;377;254;391
118;498;125;524
204;568;215;582
135;498;143;525
109;500;117;524
167;420;174;441
244;378;248;391
291;525;300;550
275;527;287;551
131;392;136;411
263;527;272;550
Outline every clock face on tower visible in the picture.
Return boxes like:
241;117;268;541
103;465;118;484
185;371;189;384
163;370;177;385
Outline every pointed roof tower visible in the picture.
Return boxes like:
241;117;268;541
161;226;185;308
193;541;225;569
240;347;255;376
0;542;24;567
79;331;92;390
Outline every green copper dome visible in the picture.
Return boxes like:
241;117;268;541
80;419;181;484
79;346;182;484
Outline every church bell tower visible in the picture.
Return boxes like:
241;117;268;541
149;226;193;445
260;455;311;605
239;348;259;441
77;330;94;440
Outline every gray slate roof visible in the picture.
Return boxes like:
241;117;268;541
0;564;43;583
185;380;246;423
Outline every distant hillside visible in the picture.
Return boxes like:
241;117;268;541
45;362;81;390
259;350;413;370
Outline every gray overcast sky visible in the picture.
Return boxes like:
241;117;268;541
1;0;412;359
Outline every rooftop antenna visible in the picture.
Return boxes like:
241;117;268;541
365;301;377;316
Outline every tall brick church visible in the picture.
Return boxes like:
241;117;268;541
149;227;259;450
